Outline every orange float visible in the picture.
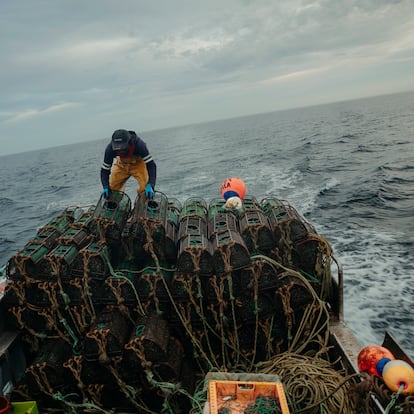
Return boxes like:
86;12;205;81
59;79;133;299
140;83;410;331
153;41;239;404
220;177;246;200
357;345;395;377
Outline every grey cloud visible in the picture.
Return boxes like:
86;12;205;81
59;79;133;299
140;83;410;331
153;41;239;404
1;0;413;154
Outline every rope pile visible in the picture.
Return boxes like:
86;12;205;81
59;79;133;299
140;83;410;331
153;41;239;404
258;353;358;413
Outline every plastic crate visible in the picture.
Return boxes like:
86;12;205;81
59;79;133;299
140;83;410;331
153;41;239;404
208;379;290;414
11;401;38;414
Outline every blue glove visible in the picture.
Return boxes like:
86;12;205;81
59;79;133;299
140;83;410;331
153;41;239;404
145;184;154;199
102;187;110;199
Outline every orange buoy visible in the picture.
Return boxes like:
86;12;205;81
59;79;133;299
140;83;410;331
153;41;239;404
382;359;414;394
220;177;246;200
357;345;395;377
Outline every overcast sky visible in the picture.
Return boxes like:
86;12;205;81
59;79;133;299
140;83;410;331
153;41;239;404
1;0;414;155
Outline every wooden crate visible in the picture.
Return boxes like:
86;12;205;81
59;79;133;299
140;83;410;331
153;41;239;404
208;379;290;414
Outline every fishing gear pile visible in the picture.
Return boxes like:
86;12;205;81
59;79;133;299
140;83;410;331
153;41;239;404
3;191;353;413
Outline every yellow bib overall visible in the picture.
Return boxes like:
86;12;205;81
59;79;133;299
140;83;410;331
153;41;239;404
109;156;149;193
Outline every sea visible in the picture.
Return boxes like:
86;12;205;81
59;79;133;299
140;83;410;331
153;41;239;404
1;91;413;359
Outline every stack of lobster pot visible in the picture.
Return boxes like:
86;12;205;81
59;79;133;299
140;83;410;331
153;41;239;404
176;197;212;275
239;195;276;254
207;198;251;274
261;196;331;297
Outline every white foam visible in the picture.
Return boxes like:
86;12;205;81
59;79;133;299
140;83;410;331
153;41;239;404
323;176;340;192
323;225;413;350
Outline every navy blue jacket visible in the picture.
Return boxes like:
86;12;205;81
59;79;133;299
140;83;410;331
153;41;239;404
100;132;157;189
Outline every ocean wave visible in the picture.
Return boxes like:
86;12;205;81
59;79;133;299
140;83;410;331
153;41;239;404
352;144;376;153
318;177;340;196
45;184;72;193
0;237;14;247
379;163;414;172
0;197;16;208
325;224;413;351
346;189;386;207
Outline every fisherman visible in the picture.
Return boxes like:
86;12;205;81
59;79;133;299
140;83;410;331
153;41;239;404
100;129;157;199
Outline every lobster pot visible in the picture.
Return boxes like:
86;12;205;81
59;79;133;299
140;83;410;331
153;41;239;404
262;197;316;244
167;198;182;226
1;280;27;306
72;242;110;279
129;313;170;362
90;191;131;240
203;273;242;303
207;198;228;221
83;309;132;361
238;319;288;357
3;280;54;308
25;339;73;391
170;273;199;302
291;238;334;300
260;196;287;217
164;220;178;263
118;220;146;262
38;245;79;281
164;198;181;263
61;277;102;306
57;227;90;248
7;242;51;281
239;258;280;292
60;206;84;222
177;234;213;276
132;192;168;223
179;197;208;221
103;272;141;306
166;304;204;330
239;210;275;253
208;213;239;238
178;216;207;241
234;291;276;324
75;206;96;229
56;278;85;306
210;229;251;274
131;192;168;245
39;211;73;235
275;277;328;348
242;195;262;211
33;227;61;249
152;336;184;382
69;305;95;334
6;306;56;333
136;267;172;303
27;281;60;307
76;358;117;387
275;277;314;313
292;238;320;277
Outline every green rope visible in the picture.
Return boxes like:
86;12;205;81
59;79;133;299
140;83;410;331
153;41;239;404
53;391;112;414
146;372;204;413
300;269;320;283
384;384;404;414
101;245;147;316
244;396;282;413
59;317;79;351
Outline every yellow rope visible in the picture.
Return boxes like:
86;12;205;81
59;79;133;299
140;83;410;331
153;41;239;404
257;353;358;413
